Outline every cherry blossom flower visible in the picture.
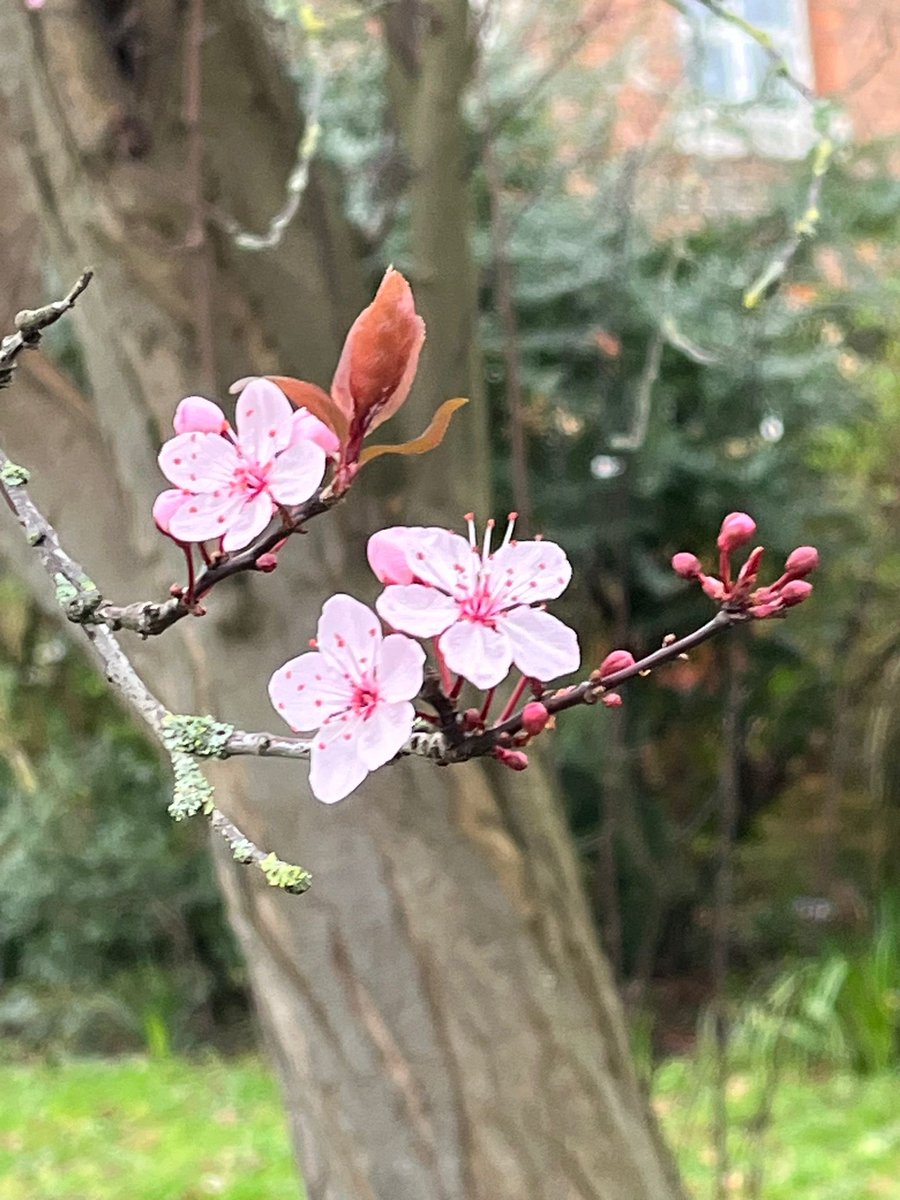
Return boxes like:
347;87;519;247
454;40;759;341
157;378;326;552
373;515;580;690
268;595;425;804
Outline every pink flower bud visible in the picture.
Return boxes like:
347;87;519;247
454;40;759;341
780;580;813;607
153;489;188;537
256;552;279;572
717;512;757;554
599;649;636;680
173;395;228;435
521;701;550;736
735;546;765;591
602;693;623;708
700;575;726;602
495;747;529;771
673;552;702;579
290;407;341;457
784;546;819;580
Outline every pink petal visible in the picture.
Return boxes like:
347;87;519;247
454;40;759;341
168;490;245;544
317;595;383;683
500;606;580;682
221;492;275;552
377;634;425;702
152;488;189;536
268;651;353;730
290;408;341;457
399;528;478;595
235;378;293;462
173;395;228;435
376;584;460;638
310;714;369;803
267;439;327;506
367;527;418;585
357;701;415;770
159;432;238;492
439;620;512;689
488;539;572;608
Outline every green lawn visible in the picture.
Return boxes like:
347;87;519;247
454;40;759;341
0;1054;896;1199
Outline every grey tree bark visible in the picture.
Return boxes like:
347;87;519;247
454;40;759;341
0;2;682;1197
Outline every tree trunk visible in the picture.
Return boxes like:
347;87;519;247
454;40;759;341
0;3;682;1197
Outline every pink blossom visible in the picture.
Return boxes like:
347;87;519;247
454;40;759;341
373;515;580;690
367;526;423;585
158;379;326;552
717;512;757;554
268;594;425;804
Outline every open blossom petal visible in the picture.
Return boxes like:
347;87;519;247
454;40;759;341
500;605;580;682
310;715;369;804
153;489;189;535
367;527;420;585
159;431;238;492
488;540;572;605
220;492;275;552
378;634;426;701
439;620;513;690
399;528;478;594
357;701;415;770
266;439;327;505
268;651;352;730
290;408;341;457
377;584;460;638
168;490;246;543
173;396;228;435
235;378;294;461
317;594;383;678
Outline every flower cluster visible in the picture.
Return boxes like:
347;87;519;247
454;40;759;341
673;511;818;618
267;514;581;803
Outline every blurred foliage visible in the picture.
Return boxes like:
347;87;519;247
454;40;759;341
0;579;247;1053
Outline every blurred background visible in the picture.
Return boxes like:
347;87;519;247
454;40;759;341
0;1;898;1197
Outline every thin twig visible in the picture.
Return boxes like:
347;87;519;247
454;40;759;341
0;270;93;389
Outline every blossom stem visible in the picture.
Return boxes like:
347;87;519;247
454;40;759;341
450;675;465;701
478;687;496;724
497;675;529;724
199;542;213;568
433;640;452;694
182;544;197;603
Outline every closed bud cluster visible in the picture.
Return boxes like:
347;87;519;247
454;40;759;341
673;513;819;623
601;693;623;708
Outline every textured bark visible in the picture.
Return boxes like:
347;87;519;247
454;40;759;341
0;2;682;1197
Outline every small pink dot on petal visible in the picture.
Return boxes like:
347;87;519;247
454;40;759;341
173;458;182;466
315;674;322;681
315;699;323;707
343;732;352;741
296;684;304;692
189;505;198;514
246;409;254;416
277;702;285;710
369;628;377;637
318;741;326;750
285;670;292;679
268;428;277;437
416;551;425;560
217;516;225;524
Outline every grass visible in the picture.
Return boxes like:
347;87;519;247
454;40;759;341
0;1053;897;1198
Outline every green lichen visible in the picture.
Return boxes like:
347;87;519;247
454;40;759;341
229;837;257;865
168;751;215;821
259;852;312;894
161;713;235;758
0;461;30;487
54;573;79;607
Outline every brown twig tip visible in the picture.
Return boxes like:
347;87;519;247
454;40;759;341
1;270;95;388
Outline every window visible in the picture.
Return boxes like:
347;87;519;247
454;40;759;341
678;0;817;159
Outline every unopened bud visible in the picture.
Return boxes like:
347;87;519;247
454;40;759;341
256;552;279;572
672;552;702;579
602;693;623;708
700;575;726;602
521;701;550;736
784;546;819;580
462;708;482;731
717;512;757;554
599;649;636;679
495;747;529;771
780;579;813;607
